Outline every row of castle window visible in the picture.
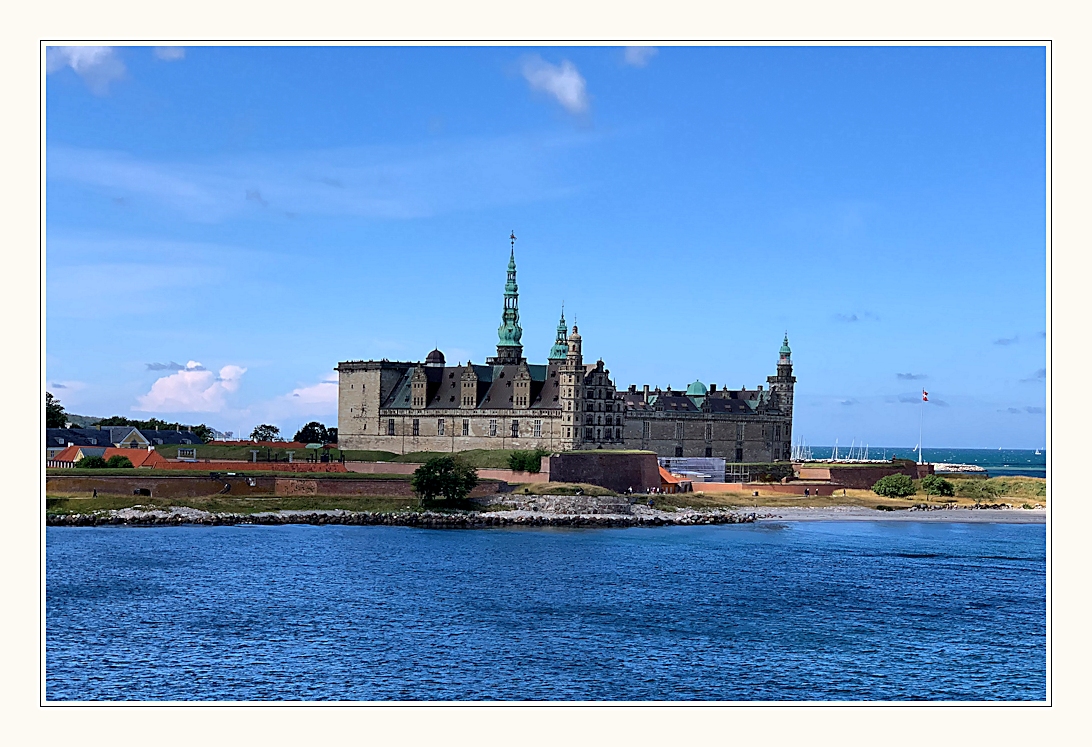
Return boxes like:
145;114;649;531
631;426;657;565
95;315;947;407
585;415;622;426
389;418;544;438
584;427;623;441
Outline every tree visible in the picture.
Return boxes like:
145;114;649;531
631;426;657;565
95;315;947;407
191;424;215;443
412;456;479;506
105;455;134;468
294;421;330;444
872;473;916;498
46;392;67;428
921;475;955;500
326;427;338;444
508;449;550;473
250;424;281;442
75;455;108;469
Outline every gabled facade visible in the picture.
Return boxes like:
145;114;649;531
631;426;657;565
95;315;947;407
337;235;624;455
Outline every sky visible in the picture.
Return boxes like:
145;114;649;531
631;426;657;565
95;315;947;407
45;45;1047;447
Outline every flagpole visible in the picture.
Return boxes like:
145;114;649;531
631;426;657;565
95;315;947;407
918;395;924;465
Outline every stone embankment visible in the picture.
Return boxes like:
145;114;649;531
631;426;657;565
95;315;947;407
46;506;758;529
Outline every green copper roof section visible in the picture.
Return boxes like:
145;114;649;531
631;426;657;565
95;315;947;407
780;333;792;356
685;379;708;396
548;307;569;360
497;232;523;349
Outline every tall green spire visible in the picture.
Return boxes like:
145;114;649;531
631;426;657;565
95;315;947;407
780;332;791;356
548;305;569;361
496;231;523;354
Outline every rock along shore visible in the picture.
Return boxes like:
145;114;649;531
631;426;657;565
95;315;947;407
46;507;759;529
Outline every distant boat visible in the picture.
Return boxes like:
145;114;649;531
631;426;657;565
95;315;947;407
1035;449;1042;455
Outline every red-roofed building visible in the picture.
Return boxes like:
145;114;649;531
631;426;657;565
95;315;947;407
48;446;169;469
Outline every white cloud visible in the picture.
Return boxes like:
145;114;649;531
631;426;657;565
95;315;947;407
46;46;126;95
520;55;589;115
135;362;246;413
286;375;338;407
623;46;658;67
154;46;185;61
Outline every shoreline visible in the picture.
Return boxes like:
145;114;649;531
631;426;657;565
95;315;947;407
45;504;1045;528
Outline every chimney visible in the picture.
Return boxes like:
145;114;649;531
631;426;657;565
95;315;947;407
709;384;717;392
642;384;650;396
628;384;636;393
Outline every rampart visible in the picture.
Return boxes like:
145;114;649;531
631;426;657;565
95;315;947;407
546;451;660;493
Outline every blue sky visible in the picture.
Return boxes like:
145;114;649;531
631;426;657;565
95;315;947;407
45;45;1046;447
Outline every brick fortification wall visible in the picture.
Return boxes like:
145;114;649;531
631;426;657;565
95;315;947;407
546;452;660;493
825;463;935;489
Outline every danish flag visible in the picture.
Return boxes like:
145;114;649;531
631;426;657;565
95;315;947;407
922;389;929;402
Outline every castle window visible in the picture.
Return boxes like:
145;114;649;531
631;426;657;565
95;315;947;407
675;422;683;440
566;427;571;438
675;446;683;457
586;415;593;425
737;424;745;440
489;419;498;437
511;420;519;438
706;422;713;441
437;419;445;436
616;428;622;440
596;428;601;440
412;419;420;436
387;419;395;436
533;419;542;438
597;415;602;425
735;447;744;462
705;447;713;457
642;421;650;439
585;427;593;439
462;419;470;436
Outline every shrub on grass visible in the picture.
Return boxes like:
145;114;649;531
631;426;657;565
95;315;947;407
921;475;954;498
872;473;916;498
507;449;550;473
412;456;478;506
74;456;108;469
105;455;135;469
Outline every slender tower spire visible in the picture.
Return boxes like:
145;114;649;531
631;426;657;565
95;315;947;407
491;231;524;364
548;303;569;361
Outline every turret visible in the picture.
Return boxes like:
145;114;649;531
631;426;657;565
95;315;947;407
558;324;584;448
767;333;796;415
548;307;569;361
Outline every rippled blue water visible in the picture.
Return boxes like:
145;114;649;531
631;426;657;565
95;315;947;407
46;522;1046;701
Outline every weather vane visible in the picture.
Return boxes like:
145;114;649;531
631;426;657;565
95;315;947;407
510;230;517;248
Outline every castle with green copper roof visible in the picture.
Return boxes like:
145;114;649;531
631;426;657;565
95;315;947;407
336;232;794;462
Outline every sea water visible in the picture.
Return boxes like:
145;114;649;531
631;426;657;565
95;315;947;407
46;522;1046;701
811;448;1046;478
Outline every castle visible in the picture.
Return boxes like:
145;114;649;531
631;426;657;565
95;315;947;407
336;234;795;461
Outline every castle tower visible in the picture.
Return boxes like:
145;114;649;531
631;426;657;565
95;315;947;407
489;231;524;365
558;325;585;448
548;307;569;361
767;333;796;416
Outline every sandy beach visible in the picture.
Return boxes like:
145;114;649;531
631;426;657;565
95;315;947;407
752;506;1046;524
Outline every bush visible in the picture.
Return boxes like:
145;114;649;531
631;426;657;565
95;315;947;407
508;449;550;473
412;456;479;506
872;473;916;498
105;455;135;469
74;456;108;469
752;463;794;483
920;475;954;497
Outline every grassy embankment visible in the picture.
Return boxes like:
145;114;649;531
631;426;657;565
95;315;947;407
150;444;557;469
648;475;1047;511
45;494;417;516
